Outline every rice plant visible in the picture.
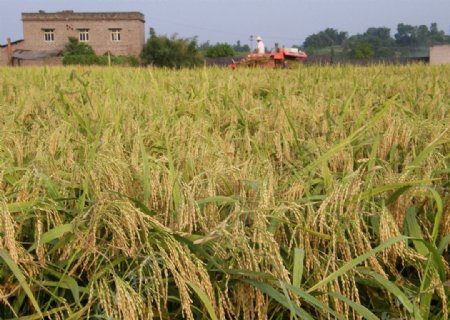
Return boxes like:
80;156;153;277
0;64;449;319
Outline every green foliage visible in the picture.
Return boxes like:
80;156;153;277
303;28;348;49
395;22;449;46
141;28;202;68
63;37;95;56
302;22;450;59
205;43;235;57
346;27;394;58
232;40;250;53
200;40;250;54
198;40;211;51
98;53;139;67
63;54;139;66
62;38;139;66
351;43;375;59
63;54;101;66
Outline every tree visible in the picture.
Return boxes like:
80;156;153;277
141;28;202;68
345;27;394;58
198;41;211;51
395;22;449;47
429;23;447;44
62;37;97;65
303;28;348;49
63;37;95;56
394;23;417;46
352;43;374;59
363;27;395;57
232;40;250;53
205;43;235;57
416;25;430;45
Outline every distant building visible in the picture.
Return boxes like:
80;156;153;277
429;44;450;64
0;10;145;66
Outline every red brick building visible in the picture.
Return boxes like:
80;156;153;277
1;11;145;66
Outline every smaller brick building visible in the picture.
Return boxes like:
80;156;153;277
430;45;450;64
0;39;25;65
1;10;145;66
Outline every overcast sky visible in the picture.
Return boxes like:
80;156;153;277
1;0;449;48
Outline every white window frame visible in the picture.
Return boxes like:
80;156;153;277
78;29;89;42
111;29;121;42
43;29;55;42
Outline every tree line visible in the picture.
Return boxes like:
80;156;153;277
301;23;450;58
140;22;450;66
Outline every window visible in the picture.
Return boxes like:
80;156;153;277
78;29;89;42
43;29;55;42
110;29;121;41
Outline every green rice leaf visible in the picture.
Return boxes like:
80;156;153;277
307;236;408;293
328;291;379;320
282;282;346;320
417;240;447;282
425;187;444;245
0;249;43;317
358;269;417;316
28;223;74;252
279;280;298;319
404;207;429;256
187;281;218;320
406;131;448;173
7;201;38;213
352;180;429;203
438;235;450;255
384;185;413;206
244;279;314;320
292;248;305;289
196;196;239;206
138;133;151;203
218;268;277;281
12;306;68;320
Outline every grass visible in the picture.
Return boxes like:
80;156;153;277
0;64;449;319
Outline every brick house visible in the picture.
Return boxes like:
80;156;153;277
0;10;145;66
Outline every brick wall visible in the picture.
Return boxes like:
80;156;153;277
430;45;450;64
0;40;26;66
22;12;145;57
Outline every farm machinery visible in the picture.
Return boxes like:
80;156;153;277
230;48;308;69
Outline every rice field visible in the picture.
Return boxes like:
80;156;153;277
0;64;449;319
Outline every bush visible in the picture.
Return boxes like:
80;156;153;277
63;54;140;66
205;43;235;58
64;37;95;56
140;28;202;68
63;55;102;66
352;43;375;59
62;38;140;66
102;53;140;67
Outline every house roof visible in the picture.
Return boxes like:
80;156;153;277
0;39;24;48
22;11;145;23
12;49;62;60
430;44;450;48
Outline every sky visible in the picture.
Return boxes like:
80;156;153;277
1;0;449;48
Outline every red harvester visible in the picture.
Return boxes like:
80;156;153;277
230;48;307;69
